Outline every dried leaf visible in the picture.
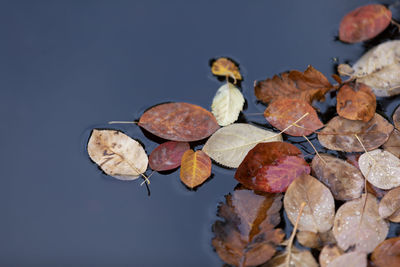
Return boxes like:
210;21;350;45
254;65;333;104
336;83;376;122
211;82;245;126
332;194;389;253
317;113;393;152
319;245;343;267
327;252;367;267
383;129;400;157
149;141;189;171
211;57;242;80
393;104;400;130
87;129;148;180
371;237;400;267
297;230;335;249
264;98;323;136
284;174;335;233
378;186;400;222
202;123;282;168
139;102;219;142
262;248;318;267
212;187;284;267
180;150;211;188
235;142;310;193
366;181;388;199
339;4;392;43
311;154;364;201
358;149;400;190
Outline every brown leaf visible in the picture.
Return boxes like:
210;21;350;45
254;65;333;104
311;154;364;201
393;104;400;130
327;252;367;267
378;186;400;222
180;150;211;188
211;57;242;81
336;83;376;122
264;98;323;136
319;245;343;267
339;4;392;43
366;181;388;199
317;113;393;152
138;102;219;142
297;230;335;249
262;248;318;267
371;237;400;267
212;187;284;267
149;141;189;171
383;129;400;158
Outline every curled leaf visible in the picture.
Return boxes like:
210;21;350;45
211;83;245;126
378;186;400;222
326;252;367;267
319;245;343;267
180;150;211;188
211;57;242;81
371;237;400;267
149;141;189;171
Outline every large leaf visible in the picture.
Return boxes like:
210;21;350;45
284;174;335;233
235;142;310;193
211;57;242;81
149;141;189;171
180;150;211;188
212;186;284;267
371;237;400;267
211;83;245;126
326;252;367;267
262;248;318;267
332;194;389;253
378;186;400;222
317;113;393;152
87;129;148;180
202;123;282;168
138;102;219;142
254;65;333;104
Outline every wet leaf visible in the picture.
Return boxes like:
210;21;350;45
383;129;400;157
264;98;323;136
378;186;400;222
254;65;333;104
317;113;393;152
339;4;391;43
180;150;211;188
211;57;242;81
371;237;400;267
138;102;219;142
149;141;189;171
235;142;310;193
336;83;376;122
87;129;148;180
358;149;400;190
297;230;335;249
326;252;367;267
284;174;335;233
211;82;245;126
332;194;389;253
202;123;282;168
311;154;364;201
393;104;400;130
262;248;318;267
212;187;284;267
319;245;343;267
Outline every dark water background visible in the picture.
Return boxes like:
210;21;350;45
1;0;399;266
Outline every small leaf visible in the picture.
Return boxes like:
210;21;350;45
378;186;400;222
149;141;189;171
211;83;245;126
235;142;310;193
383;129;400;158
87;129;148;180
326;252;367;267
319;245;343;267
139;102;219;142
180;150;211;188
211;57;242;80
262;248;318;267
371;237;400;267
264;98;323;136
297;230;335;249
202;123;282;168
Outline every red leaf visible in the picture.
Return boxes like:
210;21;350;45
149;141;190;171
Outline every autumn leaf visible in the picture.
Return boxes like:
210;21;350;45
326;252;367;267
87;129;148;180
336;83;376;122
149;141;189;171
138;102;219;142
297;230;335;249
339;4;392;43
202;123;282;168
264;98;323;136
262;248;318;267
254;65;333;105
371;237;400;267
212;186;284;267
211;57;242;81
211;82;245;126
378;186;400;222
319;245;343;267
235;142;310;193
393;104;400;130
180;150;211;188
383;129;400;157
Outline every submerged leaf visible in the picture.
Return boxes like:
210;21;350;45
371;237;400;267
180;150;211;188
149;141;189;171
378;186;400;222
211;57;242;81
211;83;245;126
319;245;343;267
326;252;367;267
202;123;282;168
87;129;148;180
262;248;318;267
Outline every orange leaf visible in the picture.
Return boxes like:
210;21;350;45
211;57;242;81
371;237;400;267
180;150;212;188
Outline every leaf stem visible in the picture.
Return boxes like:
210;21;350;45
286;202;307;267
302;135;326;164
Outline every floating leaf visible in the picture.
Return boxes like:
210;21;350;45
262;248;318;267
87;129;148;180
339;4;392;43
371;237;400;267
378;186;400;222
211;83;245;126
393;104;400;130
149;141;189;171
326;252;367;267
211;57;242;81
311;154;364;201
264;98;323;136
336;83;376;122
284;174;335;233
235;142;310;193
358;149;400;190
319;245;343;267
332;194;389;253
138;102;219;142
180;150;211;188
202;123;282;168
212;187;284;267
254;65;333;104
383;129;400;157
317;113;393;152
